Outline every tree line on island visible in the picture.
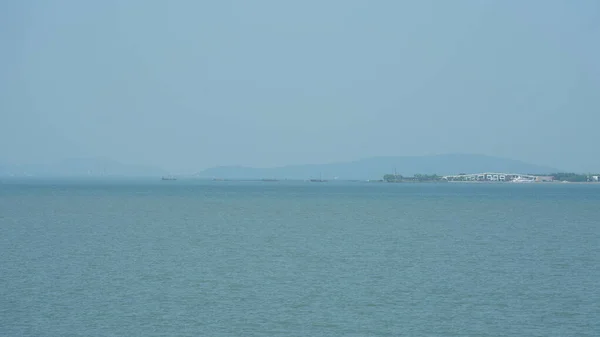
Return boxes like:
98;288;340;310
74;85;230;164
383;174;441;182
548;172;599;182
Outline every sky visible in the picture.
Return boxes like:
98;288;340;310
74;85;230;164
1;0;599;172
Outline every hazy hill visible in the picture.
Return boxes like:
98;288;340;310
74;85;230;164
0;158;166;177
197;154;560;180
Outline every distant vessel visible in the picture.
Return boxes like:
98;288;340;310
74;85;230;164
310;173;327;183
261;178;279;182
161;176;177;181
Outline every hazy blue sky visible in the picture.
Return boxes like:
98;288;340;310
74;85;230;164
1;0;599;172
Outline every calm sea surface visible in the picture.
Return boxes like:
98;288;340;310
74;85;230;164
1;180;599;336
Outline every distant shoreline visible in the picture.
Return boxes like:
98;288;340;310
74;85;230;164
445;181;599;185
2;176;599;185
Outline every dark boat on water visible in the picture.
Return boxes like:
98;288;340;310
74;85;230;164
310;173;327;182
161;176;177;181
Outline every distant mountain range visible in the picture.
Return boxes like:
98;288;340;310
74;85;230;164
0;158;166;177
197;154;561;180
1;154;561;179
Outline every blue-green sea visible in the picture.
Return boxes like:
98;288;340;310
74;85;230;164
1;180;599;336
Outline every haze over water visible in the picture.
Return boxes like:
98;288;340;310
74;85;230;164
2;1;599;172
1;181;598;336
3;1;599;335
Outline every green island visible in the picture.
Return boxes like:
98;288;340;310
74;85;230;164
383;174;441;183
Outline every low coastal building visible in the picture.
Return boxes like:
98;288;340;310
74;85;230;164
442;172;553;182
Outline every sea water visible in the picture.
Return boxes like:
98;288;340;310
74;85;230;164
1;180;599;336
